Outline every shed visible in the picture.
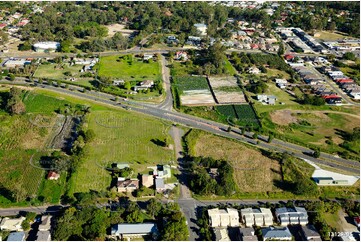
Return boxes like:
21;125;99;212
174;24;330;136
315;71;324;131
111;223;158;238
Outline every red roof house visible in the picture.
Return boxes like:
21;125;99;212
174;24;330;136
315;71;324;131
47;171;60;180
284;54;294;61
336;78;354;84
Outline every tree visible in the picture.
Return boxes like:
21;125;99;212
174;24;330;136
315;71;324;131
124;81;131;92
6;87;26;115
278;43;285;56
343;52;356;61
84;129;95;142
161;217;189;241
146;198;162;218
53;207;83;241
268;134;274;143
8;74;15;81
311;148;321;158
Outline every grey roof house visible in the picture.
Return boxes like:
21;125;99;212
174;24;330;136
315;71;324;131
301;225;321;241
111;223;158;239
35;231;51;241
275;207;308;226
7;232;25;241
262;227;293;241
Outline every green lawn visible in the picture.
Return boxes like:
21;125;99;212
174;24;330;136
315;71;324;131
68;110;174;195
170;61;200;76
223;58;237;76
23;91;71;114
324;211;342;231
33;63;94;81
37;172;67;204
313;31;348;41
98;55;161;81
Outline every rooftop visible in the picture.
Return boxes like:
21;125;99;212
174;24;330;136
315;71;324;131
111;223;158;235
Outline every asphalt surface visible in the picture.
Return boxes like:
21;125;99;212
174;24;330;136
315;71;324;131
0;205;66;216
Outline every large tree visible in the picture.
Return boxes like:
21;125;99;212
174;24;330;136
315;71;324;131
6;87;26;115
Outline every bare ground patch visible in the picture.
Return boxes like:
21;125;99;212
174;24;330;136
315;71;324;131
192;132;282;192
270;110;298;125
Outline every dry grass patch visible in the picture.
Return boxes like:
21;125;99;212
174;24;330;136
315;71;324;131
190;131;282;193
270;110;297;125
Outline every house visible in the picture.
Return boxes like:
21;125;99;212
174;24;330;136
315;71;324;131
155;177;165;192
47;171;60;180
349;91;360;100
134;80;154;91
248;66;260;74
39;215;52;231
300;225;321;241
149;164;172;179
3;59;31;68
113;80;125;86
194;23;207;36
143;54;153;61
209;168;218;179
313;177;349;185
35;231;51;241
274;79;288;84
262;227;292;241
175;51;188;61
0;217;25;231
117;178;139;193
6;232;25;241
238;227;258;241
284;54;294;61
275;207;308;226
111;223;158;239
208;208;239;228
214;228;231;241
240;208;273;227
257;95;277;105
33;42;60;53
115;163;129;170
142;174;154;188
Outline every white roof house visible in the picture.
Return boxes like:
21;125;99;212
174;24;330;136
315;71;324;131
39;215;52;231
194;23;207;36
111;223;158;238
0;217;26;231
33;42;60;52
208;208;239;228
35;231;51;241
3;59;31;68
275;207;308;226
240;208;273;227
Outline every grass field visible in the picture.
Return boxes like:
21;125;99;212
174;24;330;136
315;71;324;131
170;61;200;76
313;31;348;41
68;110;174;195
33;63;94;81
185;130;283;194
223;58;238;76
266;110;360;156
98;55;161;81
0;89;83;206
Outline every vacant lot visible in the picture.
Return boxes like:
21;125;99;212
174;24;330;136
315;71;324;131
98;55;161;81
186;130;282;193
0;91;72;206
33;63;93;82
313;31;348;41
268;110;360;156
68;110;174;194
208;76;246;104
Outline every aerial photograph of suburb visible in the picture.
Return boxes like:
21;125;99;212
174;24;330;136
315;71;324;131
0;1;359;241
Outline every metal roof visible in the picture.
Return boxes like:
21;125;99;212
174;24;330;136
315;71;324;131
7;232;25;241
111;223;157;235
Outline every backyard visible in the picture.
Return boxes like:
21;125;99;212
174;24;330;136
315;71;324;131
68;110;174;195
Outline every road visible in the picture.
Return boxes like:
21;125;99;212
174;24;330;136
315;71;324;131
2;79;359;174
168;126;199;241
157;54;173;111
307;64;359;106
0;205;65;216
